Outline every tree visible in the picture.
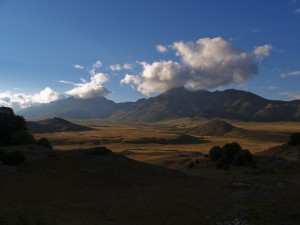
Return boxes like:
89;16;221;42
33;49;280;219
288;133;300;146
0;107;27;145
209;146;222;161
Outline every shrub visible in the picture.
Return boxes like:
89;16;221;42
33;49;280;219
288;133;300;146
11;131;35;145
211;142;253;169
188;161;195;168
232;150;253;166
209;146;222;161
37;137;52;149
1;150;25;166
0;107;27;145
221;142;242;161
216;157;228;169
89;146;112;156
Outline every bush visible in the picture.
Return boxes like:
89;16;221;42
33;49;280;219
89;146;112;156
0;107;27;145
216;157;228;169
232;150;253;166
211;142;253;169
1;150;25;166
209;146;222;161
221;142;242;161
11;131;35;145
37;137;52;149
188;161;195;168
288;133;300;146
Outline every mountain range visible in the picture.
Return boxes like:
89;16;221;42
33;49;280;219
18;87;300;122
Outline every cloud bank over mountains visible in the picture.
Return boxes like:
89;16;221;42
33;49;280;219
0;87;61;111
122;37;273;95
0;37;274;110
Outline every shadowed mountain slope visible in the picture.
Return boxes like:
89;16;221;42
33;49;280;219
18;88;300;122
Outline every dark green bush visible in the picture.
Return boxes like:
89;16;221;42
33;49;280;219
89;146;112;156
37;138;52;149
216;157;228;169
232;150;253;166
1;150;25;166
188;161;195;168
221;142;242;161
11;131;35;145
211;142;253;169
209;146;222;161
288;133;300;146
0;107;27;145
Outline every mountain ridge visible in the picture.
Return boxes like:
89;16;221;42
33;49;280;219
18;88;300;122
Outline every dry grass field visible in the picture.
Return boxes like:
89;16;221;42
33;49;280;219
33;119;300;170
1;119;300;225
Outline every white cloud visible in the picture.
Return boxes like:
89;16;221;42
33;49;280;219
110;64;122;71
253;44;273;61
65;73;110;99
155;45;168;53
89;60;102;75
122;37;268;95
0;87;61;111
281;92;300;100
110;63;133;71
280;70;300;78
295;8;300;13
93;60;102;68
123;64;133;70
74;64;84;70
121;61;187;95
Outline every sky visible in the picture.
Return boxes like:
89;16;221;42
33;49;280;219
0;0;300;110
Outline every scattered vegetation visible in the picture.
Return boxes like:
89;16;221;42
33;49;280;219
36;138;53;149
209;142;253;169
288;132;300;146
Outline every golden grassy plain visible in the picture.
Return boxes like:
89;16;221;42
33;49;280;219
33;119;300;171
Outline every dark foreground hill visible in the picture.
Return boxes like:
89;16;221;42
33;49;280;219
0;146;300;225
19;88;300;122
27;117;94;133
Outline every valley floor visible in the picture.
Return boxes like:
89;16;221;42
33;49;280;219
1;120;300;225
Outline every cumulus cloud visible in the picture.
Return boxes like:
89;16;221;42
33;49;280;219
89;60;102;75
280;70;300;78
110;63;133;71
253;44;273;61
65;73;110;99
155;45;168;53
74;64;84;70
122;37;270;95
123;64;133;70
0;87;61;111
110;64;122;71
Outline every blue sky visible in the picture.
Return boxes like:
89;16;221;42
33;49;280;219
0;0;300;110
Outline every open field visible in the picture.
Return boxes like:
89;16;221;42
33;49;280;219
33;119;300;171
1;120;300;225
